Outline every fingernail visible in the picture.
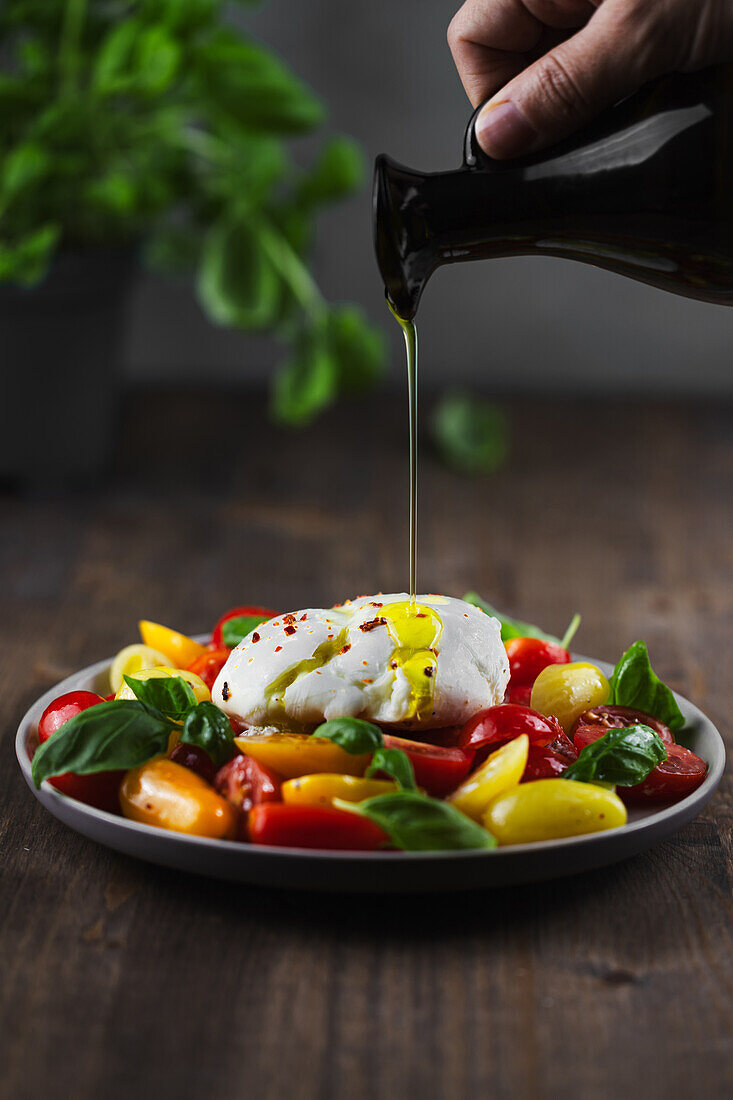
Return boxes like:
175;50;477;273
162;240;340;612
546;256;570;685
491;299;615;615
475;100;537;159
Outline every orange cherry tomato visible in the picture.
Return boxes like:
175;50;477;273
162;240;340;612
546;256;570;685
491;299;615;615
186;647;231;690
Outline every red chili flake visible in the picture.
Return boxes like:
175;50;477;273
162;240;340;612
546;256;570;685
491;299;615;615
424;666;434;678
300;613;307;621
338;643;351;655
284;625;296;636
362;678;373;684
362;660;368;666
360;617;386;633
222;682;230;701
327;634;334;639
275;645;282;653
283;614;296;624
368;601;384;609
390;661;398;669
251;632;261;643
416;612;426;619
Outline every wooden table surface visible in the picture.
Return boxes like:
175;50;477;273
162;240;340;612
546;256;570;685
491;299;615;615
2;389;731;1100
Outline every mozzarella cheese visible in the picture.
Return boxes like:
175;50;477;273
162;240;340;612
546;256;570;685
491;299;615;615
212;593;509;731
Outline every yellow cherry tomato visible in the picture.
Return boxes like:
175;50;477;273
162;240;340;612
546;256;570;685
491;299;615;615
120;758;237;839
234;733;370;779
530;661;610;732
109;643;171;694
282;773;398;807
138;619;208;669
484;778;627;845
115;665;211;703
448;734;529;821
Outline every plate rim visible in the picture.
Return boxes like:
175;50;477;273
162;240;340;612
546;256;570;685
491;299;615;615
15;648;726;865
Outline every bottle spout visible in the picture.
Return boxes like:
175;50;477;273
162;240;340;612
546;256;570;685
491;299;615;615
373;154;436;321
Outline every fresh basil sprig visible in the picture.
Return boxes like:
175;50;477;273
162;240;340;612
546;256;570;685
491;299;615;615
335;792;497;851
314;717;416;790
123;674;197;721
609;640;685;732
222;615;270;649
180;701;236;768
564;724;668;786
32;701;173;788
464;591;580;649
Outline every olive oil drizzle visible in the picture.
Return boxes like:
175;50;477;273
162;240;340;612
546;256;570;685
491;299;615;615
388;299;418;602
264;626;349;719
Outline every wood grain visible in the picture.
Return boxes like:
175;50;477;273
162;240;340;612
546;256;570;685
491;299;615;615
1;390;731;1100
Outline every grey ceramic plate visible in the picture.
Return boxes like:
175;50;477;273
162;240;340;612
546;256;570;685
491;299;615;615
16;652;726;893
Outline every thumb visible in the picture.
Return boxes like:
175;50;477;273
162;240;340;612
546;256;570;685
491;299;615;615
474;5;662;159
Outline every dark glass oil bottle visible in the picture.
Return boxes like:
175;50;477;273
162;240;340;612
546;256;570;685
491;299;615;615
374;65;733;321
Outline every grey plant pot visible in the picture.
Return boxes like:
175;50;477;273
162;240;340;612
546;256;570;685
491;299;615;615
0;247;138;487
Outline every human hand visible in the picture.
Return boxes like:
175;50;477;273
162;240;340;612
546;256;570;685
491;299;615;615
448;0;733;158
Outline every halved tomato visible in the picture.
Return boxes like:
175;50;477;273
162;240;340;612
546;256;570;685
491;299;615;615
381;735;473;796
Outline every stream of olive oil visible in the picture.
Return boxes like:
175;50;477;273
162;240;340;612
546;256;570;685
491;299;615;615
388;301;418;602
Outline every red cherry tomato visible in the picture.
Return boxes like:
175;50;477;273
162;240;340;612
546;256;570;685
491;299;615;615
572;724;706;804
572;704;674;747
248;803;388;850
504;683;533;706
170;742;218;785
521;731;577;781
37;690;123;813
623;743;707;804
211;606;278;649
459;704;564;754
186;647;231;690
381;735;473;796
505;637;571;686
215;753;282;812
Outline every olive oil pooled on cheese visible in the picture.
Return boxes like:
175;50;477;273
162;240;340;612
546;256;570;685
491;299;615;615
380;600;442;722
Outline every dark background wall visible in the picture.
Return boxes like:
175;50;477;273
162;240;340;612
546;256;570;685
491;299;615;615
126;0;733;394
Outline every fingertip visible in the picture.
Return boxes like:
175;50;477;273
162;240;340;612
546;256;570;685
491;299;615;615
475;100;538;159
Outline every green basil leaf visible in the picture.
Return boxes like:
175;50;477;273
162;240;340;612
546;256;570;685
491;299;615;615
312;717;383;755
366;747;417;791
463;591;562;644
326;305;386;396
180;701;236;767
432;393;508;474
123;673;197;721
296;136;363;206
198;218;282;331
271;321;339;426
336;792;497;851
563;724;668;786
193;30;324;134
32;701;172;787
609;640;685;732
222;615;269;648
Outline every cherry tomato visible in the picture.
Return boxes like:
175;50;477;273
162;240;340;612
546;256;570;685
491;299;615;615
37;690;123;813
211;605;278;649
572;724;706;804
505;637;571;687
459;704;564;754
504;683;533;706
248;803;388;850
215;753;282;812
381;735;474;796
170;742;218;785
623;743;707;804
186;647;231;691
521;730;577;781
572;704;674;748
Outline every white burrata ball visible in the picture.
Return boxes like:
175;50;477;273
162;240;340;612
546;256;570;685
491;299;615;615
212;593;508;732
